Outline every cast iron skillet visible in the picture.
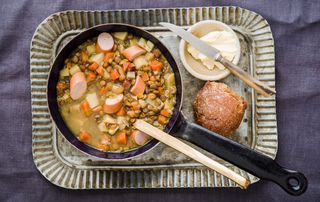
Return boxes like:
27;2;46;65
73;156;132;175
47;24;307;195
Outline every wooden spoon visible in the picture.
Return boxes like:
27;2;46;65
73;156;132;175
134;119;250;188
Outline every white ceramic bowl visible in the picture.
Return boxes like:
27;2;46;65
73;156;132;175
179;20;241;81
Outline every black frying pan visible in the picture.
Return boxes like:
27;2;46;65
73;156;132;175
47;23;307;195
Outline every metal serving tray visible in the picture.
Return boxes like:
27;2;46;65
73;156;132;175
30;7;277;189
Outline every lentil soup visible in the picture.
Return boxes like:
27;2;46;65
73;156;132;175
56;32;176;152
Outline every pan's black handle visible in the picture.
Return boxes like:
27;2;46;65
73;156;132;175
171;114;307;196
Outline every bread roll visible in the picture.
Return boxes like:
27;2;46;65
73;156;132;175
194;81;247;136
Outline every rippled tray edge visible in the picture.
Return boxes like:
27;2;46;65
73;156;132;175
30;6;277;189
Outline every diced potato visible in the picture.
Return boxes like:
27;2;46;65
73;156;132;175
69;65;81;75
99;115;119;135
98;122;108;132
137;38;147;49
113;32;128;40
117;116;129;130
108;126;119;135
59;68;69;78
126;71;135;79
86;44;96;55
102;114;117;124
145;40;154;52
145;52;154;61
89;53;104;65
137;38;154;52
133;56;148;69
86;92;99;109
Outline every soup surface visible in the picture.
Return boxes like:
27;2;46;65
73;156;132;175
57;32;176;152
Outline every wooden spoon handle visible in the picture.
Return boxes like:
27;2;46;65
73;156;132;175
134;120;250;188
218;57;276;97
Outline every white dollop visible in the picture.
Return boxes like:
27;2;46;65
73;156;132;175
187;31;237;70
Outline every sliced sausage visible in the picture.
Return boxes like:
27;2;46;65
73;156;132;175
130;76;145;96
131;130;148;145
70;72;87;100
97;32;114;52
103;94;124;114
122;45;146;61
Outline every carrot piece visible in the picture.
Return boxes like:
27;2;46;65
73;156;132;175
150;60;163;71
131;101;140;110
96;66;105;76
116;107;126;116
86;71;96;82
80;100;90;112
110;69;120;80
160;109;171;118
116;131;127;145
79;131;91;142
88;62;99;71
80;100;91;117
92;105;103;113
141;72;149;82
99;87;108;95
158;115;167;125
103;52;114;63
81;51;89;62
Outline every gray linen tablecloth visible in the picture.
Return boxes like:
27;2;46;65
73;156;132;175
0;0;319;201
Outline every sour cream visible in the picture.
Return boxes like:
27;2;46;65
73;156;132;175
187;31;238;70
